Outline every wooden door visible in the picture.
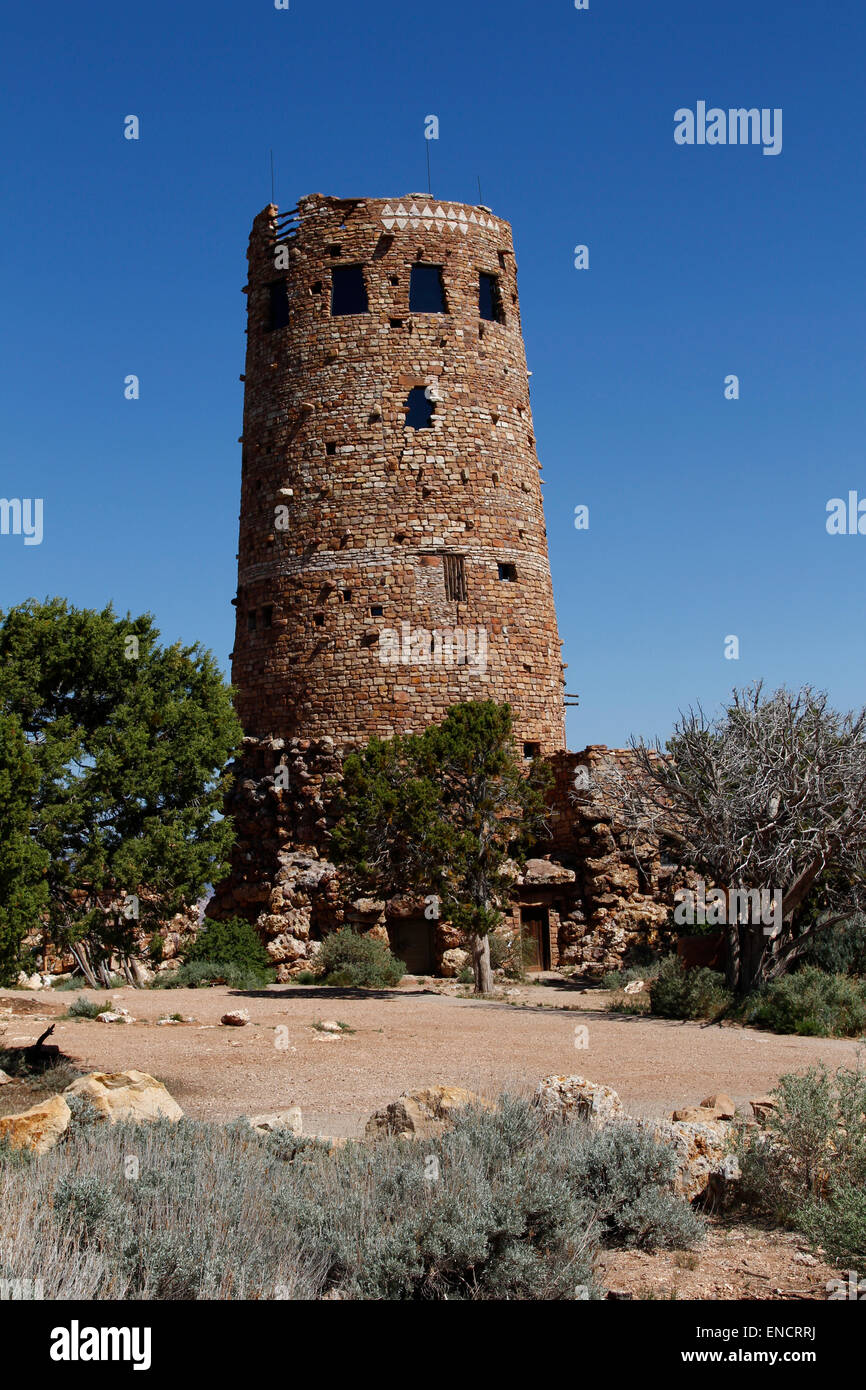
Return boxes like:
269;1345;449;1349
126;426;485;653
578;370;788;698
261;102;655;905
521;908;550;972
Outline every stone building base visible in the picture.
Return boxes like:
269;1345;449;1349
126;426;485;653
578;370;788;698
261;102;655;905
208;738;691;981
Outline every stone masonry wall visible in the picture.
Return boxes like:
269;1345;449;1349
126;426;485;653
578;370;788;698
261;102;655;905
209;739;689;981
232;195;566;752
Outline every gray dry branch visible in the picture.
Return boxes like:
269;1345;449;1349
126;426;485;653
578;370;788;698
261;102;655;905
591;684;866;995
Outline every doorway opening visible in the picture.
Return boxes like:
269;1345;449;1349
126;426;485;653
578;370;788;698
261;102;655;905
388;918;435;976
521;906;551;972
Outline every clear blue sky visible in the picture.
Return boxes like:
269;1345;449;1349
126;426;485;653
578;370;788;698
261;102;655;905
2;0;863;750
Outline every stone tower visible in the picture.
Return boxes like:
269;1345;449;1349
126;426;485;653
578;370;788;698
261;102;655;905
232;194;566;754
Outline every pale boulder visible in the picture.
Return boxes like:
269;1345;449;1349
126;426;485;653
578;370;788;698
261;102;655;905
0;1094;71;1154
439;948;470;978
366;1085;483;1139
64;1071;183;1124
535;1074;625;1128
247;1107;303;1136
639;1117;738;1202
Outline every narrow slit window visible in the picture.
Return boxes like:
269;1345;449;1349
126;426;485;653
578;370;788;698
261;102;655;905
266;280;290;331
443;554;467;603
409;264;447;313
262;605;274;628
247;610;257;632
497;562;517;582
479;272;505;323
331;265;369;316
404;386;435;429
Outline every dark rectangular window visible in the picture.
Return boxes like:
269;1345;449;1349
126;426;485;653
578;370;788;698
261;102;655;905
523;742;541;760
262;605;273;627
331;265;369;315
266;280;290;331
479;272;505;323
326;441;337;455
247;610;257;632
443;554;467;602
409;264;447;313
370;604;384;618
404;386;435;429
498;562;517;582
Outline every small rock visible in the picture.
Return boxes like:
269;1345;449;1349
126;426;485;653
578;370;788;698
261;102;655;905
318;1020;342;1033
96;1009;134;1024
623;979;644;995
792;1252;817;1266
750;1095;778;1121
0;1069;12;1086
221;1010;250;1027
248;1107;303;1136
701;1093;736;1119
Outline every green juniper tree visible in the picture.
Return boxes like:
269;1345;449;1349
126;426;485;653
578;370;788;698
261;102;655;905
0;598;242;986
0;712;50;983
331;701;551;994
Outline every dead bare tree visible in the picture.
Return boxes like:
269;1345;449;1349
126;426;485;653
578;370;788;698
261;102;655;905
593;684;866;995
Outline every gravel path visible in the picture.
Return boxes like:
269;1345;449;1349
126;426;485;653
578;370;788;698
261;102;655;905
3;983;860;1137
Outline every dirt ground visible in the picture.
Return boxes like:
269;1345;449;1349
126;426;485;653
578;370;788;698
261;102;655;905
2;978;858;1301
2;977;859;1136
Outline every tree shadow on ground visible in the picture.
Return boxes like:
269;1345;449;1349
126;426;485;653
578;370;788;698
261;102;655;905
226;984;441;1002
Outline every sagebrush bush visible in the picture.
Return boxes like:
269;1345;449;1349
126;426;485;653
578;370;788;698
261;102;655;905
648;956;732;1020
737;1062;866;1263
602;961;661;992
0;1095;701;1300
744;967;866;1038
63;995;110;1020
316;928;405;989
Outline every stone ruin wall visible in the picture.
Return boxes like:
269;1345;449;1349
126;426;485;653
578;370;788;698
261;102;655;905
207;738;689;980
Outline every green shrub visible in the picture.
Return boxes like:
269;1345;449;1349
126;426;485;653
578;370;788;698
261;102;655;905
737;1063;866;1262
0;1096;702;1300
602;961;661;992
797;1182;866;1263
64;995;110;1020
745;967;866;1037
151;959;273;991
316;929;404;989
801;915;866;977
648;956;732;1020
294;970;317;985
185;917;271;975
